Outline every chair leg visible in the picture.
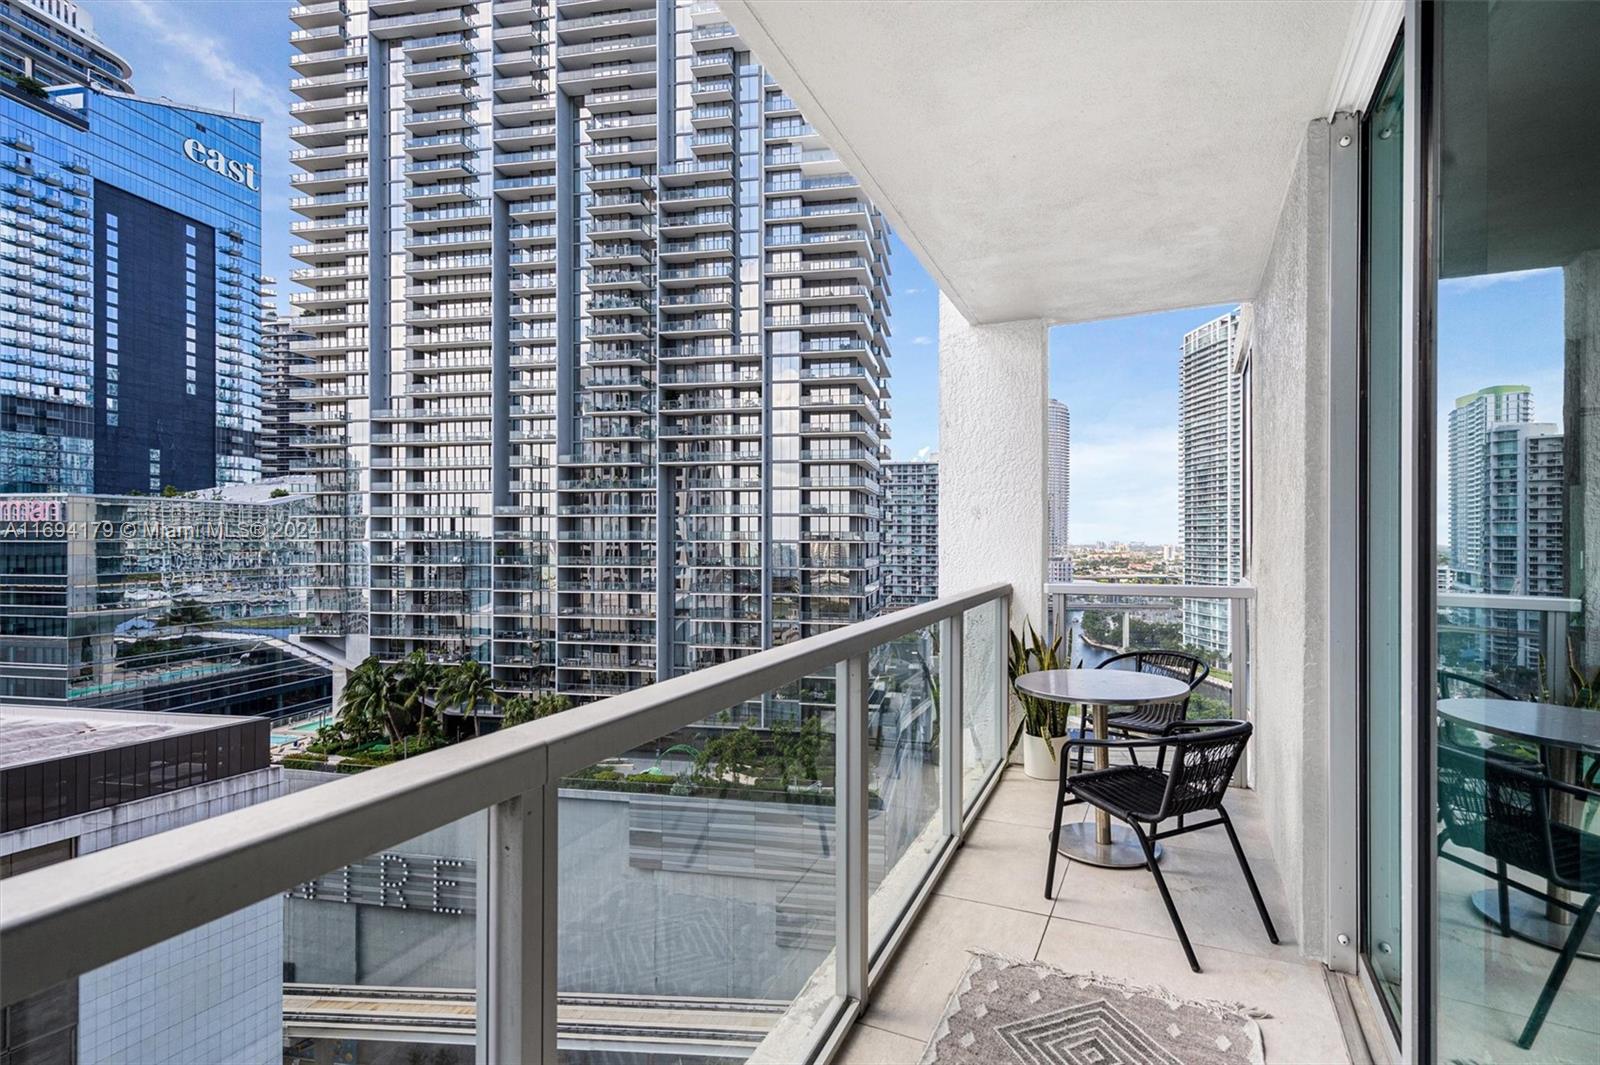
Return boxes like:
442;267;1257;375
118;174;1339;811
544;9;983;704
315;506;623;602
1075;707;1088;771
1219;808;1279;944
1045;758;1069;900
1495;859;1511;937
1132;820;1201;972
1517;892;1599;1050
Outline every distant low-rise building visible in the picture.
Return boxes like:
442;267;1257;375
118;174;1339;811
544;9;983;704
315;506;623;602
0;482;329;717
0;706;281;1065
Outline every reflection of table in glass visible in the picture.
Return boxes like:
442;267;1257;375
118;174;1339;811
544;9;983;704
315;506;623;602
1016;668;1192;869
1438;696;1600;959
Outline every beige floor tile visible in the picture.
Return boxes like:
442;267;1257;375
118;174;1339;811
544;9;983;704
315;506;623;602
836;1022;926;1065
976;768;1066;829
937;815;1069;914
1437;995;1596;1064
1035;916;1350;1064
859;893;1048;1042
1436;895;1600;1037
1049;836;1301;961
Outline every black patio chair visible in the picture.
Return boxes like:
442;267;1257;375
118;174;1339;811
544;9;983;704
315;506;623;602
1437;742;1599;1049
1045;720;1278;972
1074;650;1210;770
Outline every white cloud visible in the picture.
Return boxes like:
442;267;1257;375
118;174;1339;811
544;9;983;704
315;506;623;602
1069;427;1180;544
904;286;922;296
910;335;933;346
118;1;296;201
1440;267;1559;293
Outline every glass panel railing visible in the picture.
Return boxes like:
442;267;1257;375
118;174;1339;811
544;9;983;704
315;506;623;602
282;810;484;1063
866;622;944;956
962;599;1004;812
558;685;839;1063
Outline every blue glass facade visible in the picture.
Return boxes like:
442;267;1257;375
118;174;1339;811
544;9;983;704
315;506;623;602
0;83;261;493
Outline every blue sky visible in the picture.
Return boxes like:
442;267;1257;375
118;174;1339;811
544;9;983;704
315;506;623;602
94;4;1568;549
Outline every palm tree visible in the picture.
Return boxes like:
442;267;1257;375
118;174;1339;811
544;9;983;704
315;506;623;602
501;694;537;727
340;656;393;745
439;657;500;737
389;650;442;742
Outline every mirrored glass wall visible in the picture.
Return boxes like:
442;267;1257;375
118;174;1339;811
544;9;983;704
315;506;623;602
1429;3;1600;1060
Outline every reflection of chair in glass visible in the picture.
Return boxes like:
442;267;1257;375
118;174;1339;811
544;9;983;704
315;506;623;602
1046;721;1278;973
1437;743;1599;1049
1074;651;1210;770
1436;669;1513;701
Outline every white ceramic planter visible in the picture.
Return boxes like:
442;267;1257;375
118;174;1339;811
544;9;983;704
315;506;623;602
1021;731;1065;780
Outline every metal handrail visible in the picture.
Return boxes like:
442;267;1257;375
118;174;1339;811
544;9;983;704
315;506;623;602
0;582;1011;1024
1437;590;1580;614
1046;579;1258;600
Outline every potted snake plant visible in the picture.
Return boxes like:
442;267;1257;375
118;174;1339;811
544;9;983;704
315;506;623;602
1008;621;1074;779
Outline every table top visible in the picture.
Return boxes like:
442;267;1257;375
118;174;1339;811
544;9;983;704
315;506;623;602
1015;668;1190;706
1438;697;1600;752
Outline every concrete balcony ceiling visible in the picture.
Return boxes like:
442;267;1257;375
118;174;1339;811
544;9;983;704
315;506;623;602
721;0;1380;325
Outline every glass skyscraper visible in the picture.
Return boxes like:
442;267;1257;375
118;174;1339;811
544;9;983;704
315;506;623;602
289;0;894;709
1047;397;1069;580
1;82;264;493
1178;309;1241;655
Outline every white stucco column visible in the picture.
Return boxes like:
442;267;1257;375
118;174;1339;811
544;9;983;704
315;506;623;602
937;292;1049;632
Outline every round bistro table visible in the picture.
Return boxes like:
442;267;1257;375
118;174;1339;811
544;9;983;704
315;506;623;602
1016;668;1192;869
1438;696;1600;959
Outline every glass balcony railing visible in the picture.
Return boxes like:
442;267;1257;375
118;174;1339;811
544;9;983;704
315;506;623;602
0;586;1011;1063
1045;581;1256;762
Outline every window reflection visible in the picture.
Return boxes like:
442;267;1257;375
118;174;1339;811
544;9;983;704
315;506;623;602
1431;3;1600;1059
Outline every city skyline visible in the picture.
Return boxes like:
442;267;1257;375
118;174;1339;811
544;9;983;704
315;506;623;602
284;0;897;705
20;3;1571;554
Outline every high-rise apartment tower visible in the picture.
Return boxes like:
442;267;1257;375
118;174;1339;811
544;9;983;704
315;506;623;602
259;277;315;477
288;0;893;709
1447;384;1534;588
1047;398;1070;581
1178;310;1242;655
1445;386;1564;668
883;460;937;608
0;0;132;93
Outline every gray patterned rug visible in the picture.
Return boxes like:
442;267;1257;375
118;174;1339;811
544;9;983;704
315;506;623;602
921;952;1267;1065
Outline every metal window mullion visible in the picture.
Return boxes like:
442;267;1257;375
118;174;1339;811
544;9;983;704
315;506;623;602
996;594;1012;763
939;616;963;840
1398;2;1435;1058
835;655;869;1005
478;774;558;1063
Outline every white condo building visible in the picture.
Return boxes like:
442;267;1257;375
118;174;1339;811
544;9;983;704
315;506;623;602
288;0;893;708
1446;386;1564;668
1047;397;1070;581
1178;309;1242;655
1446;385;1534;589
0;0;131;93
882;459;936;608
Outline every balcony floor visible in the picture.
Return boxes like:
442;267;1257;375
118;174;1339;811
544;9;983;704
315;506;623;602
839;767;1351;1064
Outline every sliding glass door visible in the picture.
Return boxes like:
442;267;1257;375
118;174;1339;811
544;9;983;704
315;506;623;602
1427;3;1600;1061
